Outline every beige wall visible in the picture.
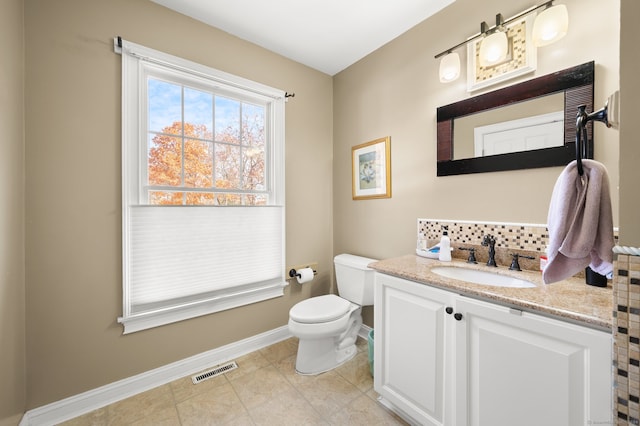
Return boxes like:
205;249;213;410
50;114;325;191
620;0;640;246
0;0;26;422
333;0;620;324
23;0;333;408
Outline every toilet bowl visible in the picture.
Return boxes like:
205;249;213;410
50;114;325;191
288;254;376;375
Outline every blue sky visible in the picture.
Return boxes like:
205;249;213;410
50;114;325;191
148;78;245;139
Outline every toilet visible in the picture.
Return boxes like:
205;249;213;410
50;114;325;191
288;253;377;375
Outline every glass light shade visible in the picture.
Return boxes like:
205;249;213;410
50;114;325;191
532;4;569;47
479;31;508;66
439;52;460;83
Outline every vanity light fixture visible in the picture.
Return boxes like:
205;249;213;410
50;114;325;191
478;16;508;66
435;1;569;83
439;51;460;82
532;3;569;46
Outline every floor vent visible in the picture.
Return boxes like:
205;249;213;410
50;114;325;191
191;361;238;384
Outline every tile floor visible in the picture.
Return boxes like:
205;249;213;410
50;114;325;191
59;337;409;425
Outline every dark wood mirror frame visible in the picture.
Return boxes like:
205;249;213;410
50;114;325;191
436;61;594;176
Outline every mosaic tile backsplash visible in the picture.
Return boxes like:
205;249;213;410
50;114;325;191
418;219;558;271
418;218;619;272
615;254;640;425
418;219;549;252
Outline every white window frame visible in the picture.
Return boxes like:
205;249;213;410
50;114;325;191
115;38;286;334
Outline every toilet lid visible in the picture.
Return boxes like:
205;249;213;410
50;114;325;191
290;294;352;324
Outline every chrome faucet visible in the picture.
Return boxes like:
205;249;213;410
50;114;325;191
481;234;497;267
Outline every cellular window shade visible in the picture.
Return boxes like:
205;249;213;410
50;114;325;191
126;205;284;316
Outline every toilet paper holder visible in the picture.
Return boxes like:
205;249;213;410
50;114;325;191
288;268;317;279
288;264;318;279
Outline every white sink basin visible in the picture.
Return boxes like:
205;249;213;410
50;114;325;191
431;266;537;288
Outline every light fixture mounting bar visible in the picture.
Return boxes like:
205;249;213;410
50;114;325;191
434;0;554;59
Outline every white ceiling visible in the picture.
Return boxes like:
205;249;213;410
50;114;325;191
151;0;455;76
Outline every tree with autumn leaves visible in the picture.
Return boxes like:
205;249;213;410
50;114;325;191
147;117;265;206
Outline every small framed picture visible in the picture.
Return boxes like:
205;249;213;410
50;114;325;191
467;14;537;92
352;136;391;200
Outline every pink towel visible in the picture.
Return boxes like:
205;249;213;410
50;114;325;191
542;159;614;284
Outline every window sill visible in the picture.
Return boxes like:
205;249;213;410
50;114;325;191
118;281;287;334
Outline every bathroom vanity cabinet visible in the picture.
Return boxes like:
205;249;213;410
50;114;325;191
373;273;613;426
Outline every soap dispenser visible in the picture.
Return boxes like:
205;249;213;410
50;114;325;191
438;226;452;262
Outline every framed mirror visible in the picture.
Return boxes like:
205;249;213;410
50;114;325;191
437;61;594;176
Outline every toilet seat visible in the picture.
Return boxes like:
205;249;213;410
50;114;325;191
289;294;351;324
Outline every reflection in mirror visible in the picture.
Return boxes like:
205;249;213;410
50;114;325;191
454;93;564;160
437;61;594;176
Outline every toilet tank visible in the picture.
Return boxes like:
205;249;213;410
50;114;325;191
334;254;377;306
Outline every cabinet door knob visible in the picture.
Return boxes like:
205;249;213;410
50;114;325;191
446;306;453;314
454;313;463;321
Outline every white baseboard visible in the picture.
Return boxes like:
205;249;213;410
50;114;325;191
358;323;373;341
20;325;292;426
20;322;374;426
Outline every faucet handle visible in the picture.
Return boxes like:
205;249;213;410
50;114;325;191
509;253;535;271
459;247;477;264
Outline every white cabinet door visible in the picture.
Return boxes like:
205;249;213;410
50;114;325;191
374;273;454;426
455;296;612;426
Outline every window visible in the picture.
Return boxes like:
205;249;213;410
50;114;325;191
145;77;269;206
116;39;286;334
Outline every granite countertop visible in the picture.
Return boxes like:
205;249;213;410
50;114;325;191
370;254;613;331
